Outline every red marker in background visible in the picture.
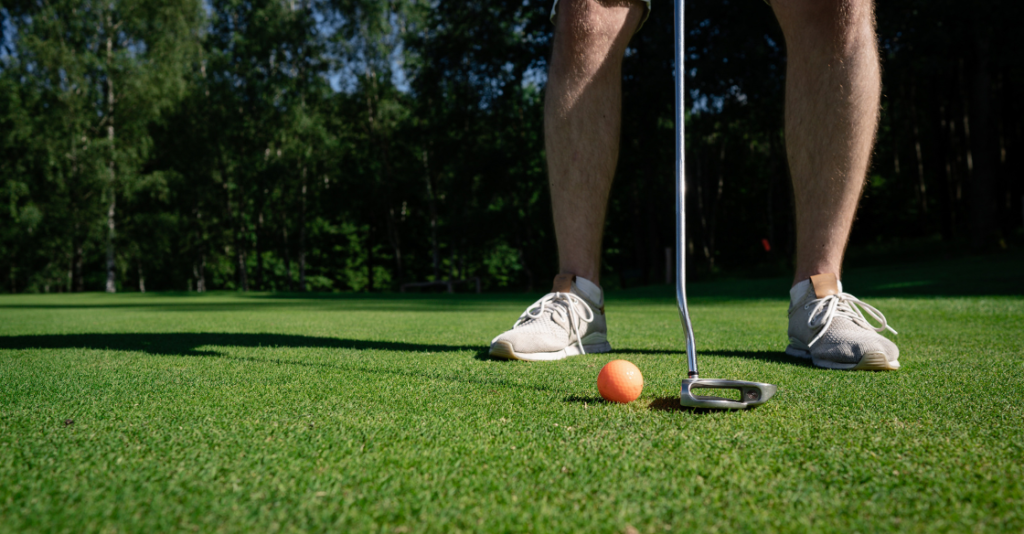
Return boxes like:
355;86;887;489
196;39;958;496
761;238;771;252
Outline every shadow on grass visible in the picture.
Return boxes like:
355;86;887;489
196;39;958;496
0;333;564;394
612;348;814;368
648;396;767;414
0;332;480;356
470;346;811;371
562;395;728;413
648;397;685;412
647;396;720;414
473;350;507;362
563;394;604;404
473;348;808;368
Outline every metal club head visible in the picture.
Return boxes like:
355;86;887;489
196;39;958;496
681;378;777;410
673;0;776;410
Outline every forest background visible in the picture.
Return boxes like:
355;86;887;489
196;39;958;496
1;0;1020;295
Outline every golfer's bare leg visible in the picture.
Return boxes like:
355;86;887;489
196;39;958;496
772;0;881;285
546;0;643;285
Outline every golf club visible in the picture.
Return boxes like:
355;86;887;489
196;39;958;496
675;0;777;409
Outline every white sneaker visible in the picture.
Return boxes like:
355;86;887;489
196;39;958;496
489;274;611;361
786;273;900;370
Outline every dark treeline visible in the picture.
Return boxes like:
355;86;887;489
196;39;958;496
1;0;1020;294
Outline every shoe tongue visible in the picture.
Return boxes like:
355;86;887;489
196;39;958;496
552;296;575;327
833;299;873;329
550;307;569;330
810;273;840;299
830;311;872;332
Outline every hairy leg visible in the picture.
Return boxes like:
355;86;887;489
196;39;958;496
546;0;643;285
772;0;881;286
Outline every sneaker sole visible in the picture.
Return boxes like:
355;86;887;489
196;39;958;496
786;345;899;371
489;340;612;361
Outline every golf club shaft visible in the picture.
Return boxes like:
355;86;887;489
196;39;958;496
674;0;698;379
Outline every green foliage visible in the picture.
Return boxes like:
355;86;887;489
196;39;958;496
0;0;1022;293
0;0;203;292
484;242;524;288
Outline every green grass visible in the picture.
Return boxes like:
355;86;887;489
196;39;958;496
2;254;1023;533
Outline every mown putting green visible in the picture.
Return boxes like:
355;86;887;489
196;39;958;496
2;255;1022;533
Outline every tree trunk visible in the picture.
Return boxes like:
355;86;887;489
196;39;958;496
297;25;309;292
105;195;116;292
282;223;293;291
939;103;960;238
255;210;264;290
694;151;709;270
908;84;929;216
68;142;81;293
514;233;534;293
366;224;375;292
199;255;206;292
232;206;249;292
711;144;724;267
193;255;206;293
386;205;403;278
104;29;117;293
137;260;146;293
518;248;534;292
694;142;724;272
73;240;84;292
422;151;441;280
235;245;248;291
367;67;400;289
222;163;248;291
629;181;647;285
194;205;207;292
968;30;998;247
926;94;951;239
299;166;307;291
767;134;779;253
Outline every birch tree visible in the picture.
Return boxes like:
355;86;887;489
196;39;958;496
2;0;202;292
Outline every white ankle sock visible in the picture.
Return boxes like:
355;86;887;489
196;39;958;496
573;276;603;305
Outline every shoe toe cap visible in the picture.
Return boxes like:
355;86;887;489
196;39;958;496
811;334;900;371
491;331;568;354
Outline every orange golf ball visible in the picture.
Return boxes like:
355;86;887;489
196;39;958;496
597;360;643;403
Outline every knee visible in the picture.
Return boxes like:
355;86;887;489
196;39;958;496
553;0;639;57
772;0;874;51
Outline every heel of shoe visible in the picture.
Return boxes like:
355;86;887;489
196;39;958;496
849;352;900;371
785;342;811;359
582;341;612;354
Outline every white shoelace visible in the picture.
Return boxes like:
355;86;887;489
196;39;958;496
513;292;595;354
805;292;898;347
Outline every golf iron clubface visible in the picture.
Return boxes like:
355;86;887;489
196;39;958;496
674;0;776;410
